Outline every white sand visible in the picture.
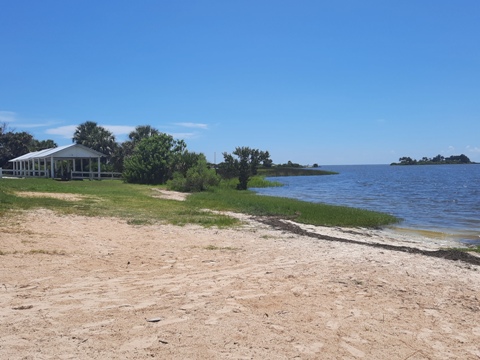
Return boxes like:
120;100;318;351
1;207;479;359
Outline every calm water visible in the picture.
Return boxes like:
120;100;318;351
253;164;480;245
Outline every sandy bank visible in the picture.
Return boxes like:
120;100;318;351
1;209;479;359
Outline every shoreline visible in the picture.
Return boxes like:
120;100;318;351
389;225;480;247
1;209;479;359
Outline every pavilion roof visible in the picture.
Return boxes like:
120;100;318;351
9;144;105;162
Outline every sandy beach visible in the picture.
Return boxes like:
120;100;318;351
1;205;479;359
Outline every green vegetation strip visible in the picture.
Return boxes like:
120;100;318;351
187;188;398;228
452;246;480;253
0;177;398;229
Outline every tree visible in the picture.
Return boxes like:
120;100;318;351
168;154;220;192
398;156;416;165
174;151;204;177
122;125;161;158
33;139;57;150
447;154;471;164
72;121;116;157
128;125;160;144
220;147;271;190
109;144;128;173
123;133;186;184
110;125;162;172
431;154;444;163
0;131;35;168
0;123;57;167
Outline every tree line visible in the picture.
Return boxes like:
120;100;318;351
1;121;279;191
0;122;57;169
391;154;474;165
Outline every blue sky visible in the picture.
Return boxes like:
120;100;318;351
1;0;479;165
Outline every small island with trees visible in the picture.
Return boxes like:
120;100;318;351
391;154;477;165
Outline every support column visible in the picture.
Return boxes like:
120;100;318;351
50;157;54;178
97;157;101;179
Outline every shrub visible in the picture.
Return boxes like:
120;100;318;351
168;156;220;192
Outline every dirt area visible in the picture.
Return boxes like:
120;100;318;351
150;188;189;201
14;191;88;202
1;208;479;359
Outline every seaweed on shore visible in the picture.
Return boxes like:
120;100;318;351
257;216;480;267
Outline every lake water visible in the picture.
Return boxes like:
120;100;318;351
253;164;480;245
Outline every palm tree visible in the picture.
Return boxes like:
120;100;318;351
128;125;160;144
123;125;161;158
73;121;116;157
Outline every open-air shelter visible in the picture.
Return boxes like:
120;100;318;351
7;144;105;179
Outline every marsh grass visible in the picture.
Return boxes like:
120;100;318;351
218;176;283;189
452;246;480;253
187;188;398;228
0;177;398;228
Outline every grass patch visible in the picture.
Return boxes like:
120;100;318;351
0;177;398;229
127;218;154;226
187;188;398;228
0;178;239;228
451;246;480;253
247;176;283;188
218;176;283;189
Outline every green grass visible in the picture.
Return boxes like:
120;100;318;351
218;176;283;189
0;178;239;228
0;177;399;229
451;246;480;253
187;188;398;228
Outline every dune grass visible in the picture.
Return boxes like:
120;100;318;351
0;177;398;228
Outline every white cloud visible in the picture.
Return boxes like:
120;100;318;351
0;111;61;128
45;125;78;139
466;145;480;153
0;111;17;123
16;121;62;128
46;124;136;140
174;122;208;129
170;132;197;139
103;125;136;136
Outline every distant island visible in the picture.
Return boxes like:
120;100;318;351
391;154;477;165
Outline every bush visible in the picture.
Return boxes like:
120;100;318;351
168;156;220;192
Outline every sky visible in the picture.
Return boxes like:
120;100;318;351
1;0;479;165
